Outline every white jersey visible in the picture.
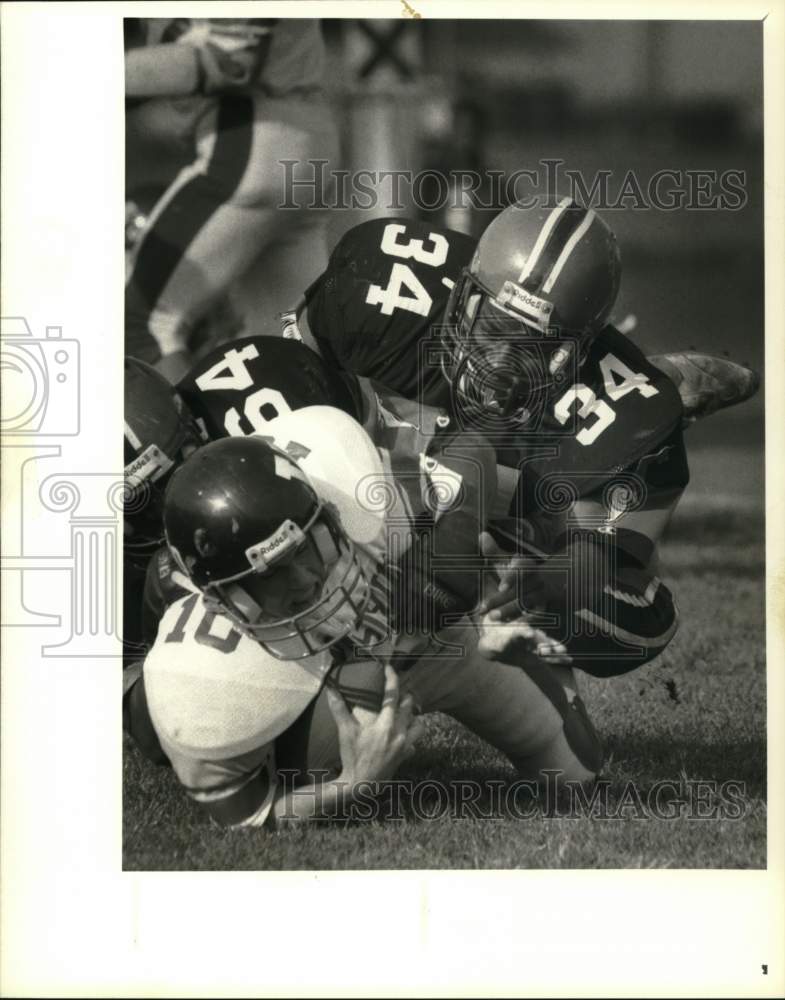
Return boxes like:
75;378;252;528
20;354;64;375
144;591;332;826
144;406;496;824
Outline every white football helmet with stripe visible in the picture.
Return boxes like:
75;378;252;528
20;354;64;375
442;196;622;424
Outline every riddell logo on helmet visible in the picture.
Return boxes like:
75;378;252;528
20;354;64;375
246;520;301;570
497;281;554;330
124;444;172;487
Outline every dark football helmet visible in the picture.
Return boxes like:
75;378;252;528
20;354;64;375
163;435;375;660
124;357;204;555
442;196;622;425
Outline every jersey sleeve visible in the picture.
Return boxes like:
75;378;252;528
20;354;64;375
140;18;326;97
505;325;686;511
305;218;475;401
162;738;278;827
143;595;333;825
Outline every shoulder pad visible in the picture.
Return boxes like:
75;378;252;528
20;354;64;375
522;326;684;501
144;596;331;761
265;405;387;545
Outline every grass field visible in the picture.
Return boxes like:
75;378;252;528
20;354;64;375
123;468;766;871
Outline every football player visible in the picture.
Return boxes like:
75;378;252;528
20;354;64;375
123;320;675;691
141;407;602;827
124;18;338;380
122;339;369;759
122;335;489;762
124;339;367;645
126;334;573;668
123;358;206;665
276;201;759;675
287;206;759;425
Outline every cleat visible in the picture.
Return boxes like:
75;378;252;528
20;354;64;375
649;352;760;423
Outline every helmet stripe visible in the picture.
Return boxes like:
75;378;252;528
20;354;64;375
124;420;143;450
519;202;590;296
542;210;596;294
517;196;573;285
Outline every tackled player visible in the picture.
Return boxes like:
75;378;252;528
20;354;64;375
137;407;602;826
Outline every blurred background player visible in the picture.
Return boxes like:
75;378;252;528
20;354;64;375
124;18;339;380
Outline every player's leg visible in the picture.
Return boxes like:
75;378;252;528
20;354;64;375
229;209;331;340
126;97;254;363
402;625;603;785
648;352;760;422
125;93;338;363
225;93;337;337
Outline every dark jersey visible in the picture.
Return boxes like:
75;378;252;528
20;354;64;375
125;337;360;657
176;335;361;439
145;336;490;649
512;324;686;507
305;218;685;503
305;217;475;403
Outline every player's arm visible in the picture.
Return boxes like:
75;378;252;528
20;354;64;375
568;423;690;571
271;665;422;824
125;19;275;98
480;523;679;674
170;665;421;827
125;45;203;98
481;429;689;673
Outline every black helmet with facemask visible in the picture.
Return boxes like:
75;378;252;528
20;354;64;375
442;196;622;428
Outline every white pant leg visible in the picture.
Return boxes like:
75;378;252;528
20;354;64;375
126;92;338;360
401;623;603;784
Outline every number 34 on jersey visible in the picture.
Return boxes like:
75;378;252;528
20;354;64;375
554;353;659;446
365;223;450;317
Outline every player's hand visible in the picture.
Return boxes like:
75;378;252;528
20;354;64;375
476;531;572;666
327;664;424;785
477;614;572;665
477;530;540;621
